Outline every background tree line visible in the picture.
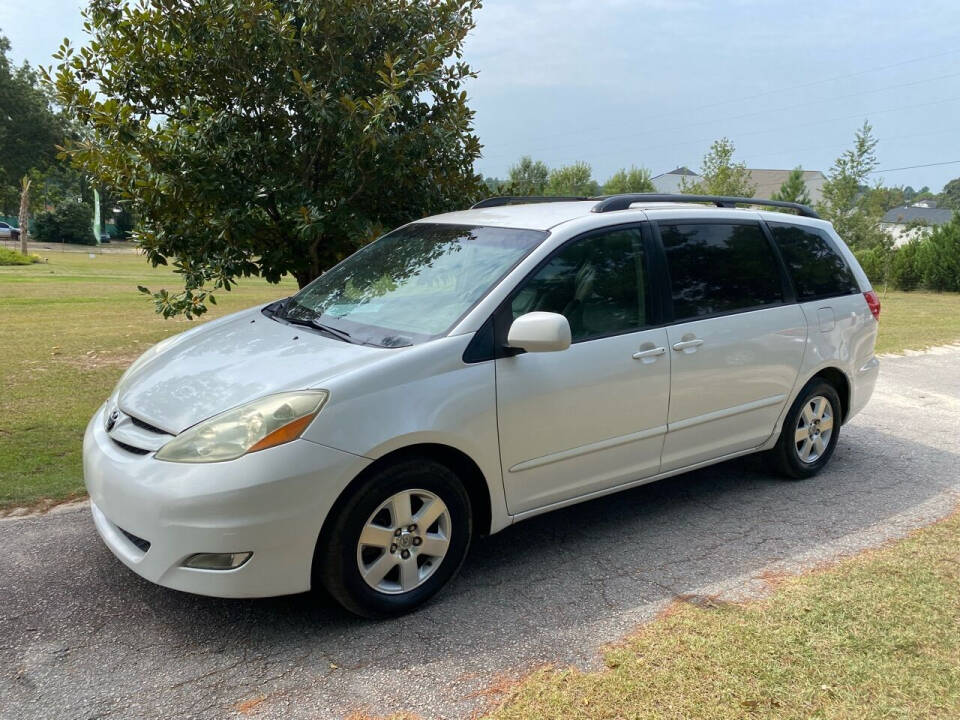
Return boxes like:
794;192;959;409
485;126;960;293
0;31;135;247
4;0;957;308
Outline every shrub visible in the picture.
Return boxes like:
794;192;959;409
854;246;891;286
33;201;96;245
915;217;960;292
0;247;42;265
887;238;922;291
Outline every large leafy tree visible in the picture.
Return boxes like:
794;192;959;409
602;166;654;195
48;0;484;317
682;138;755;198
0;34;63;215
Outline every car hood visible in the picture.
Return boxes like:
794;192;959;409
116;306;388;434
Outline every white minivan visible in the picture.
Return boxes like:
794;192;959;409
83;194;880;617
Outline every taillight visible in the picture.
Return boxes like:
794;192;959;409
864;290;881;321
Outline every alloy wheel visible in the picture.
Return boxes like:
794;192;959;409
794;395;834;464
356;489;452;595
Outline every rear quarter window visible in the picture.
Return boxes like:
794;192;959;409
767;222;859;301
658;222;784;321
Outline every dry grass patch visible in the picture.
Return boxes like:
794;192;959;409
485;511;960;719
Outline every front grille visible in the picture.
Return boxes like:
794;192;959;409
129;415;168;435
110;439;150;455
118;527;151;553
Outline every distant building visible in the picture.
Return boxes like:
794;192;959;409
650;167;700;193
651;167;826;203
746;169;826;205
881;202;954;247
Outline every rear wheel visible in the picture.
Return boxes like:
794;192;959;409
767;379;841;479
316;457;472;618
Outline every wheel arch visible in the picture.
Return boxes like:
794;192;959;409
312;443;493;587
809;366;851;423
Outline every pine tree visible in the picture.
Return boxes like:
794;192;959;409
771;167;812;206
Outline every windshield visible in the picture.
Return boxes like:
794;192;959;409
279;223;547;347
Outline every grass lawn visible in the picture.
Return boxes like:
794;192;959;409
1;252;959;510
874;289;960;355
0;248;295;510
486;510;960;720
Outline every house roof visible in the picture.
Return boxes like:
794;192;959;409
881;205;954;226
653;166;698;179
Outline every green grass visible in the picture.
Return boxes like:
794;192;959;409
0;249;295;510
486;511;960;720
1;252;959;510
874;290;960;355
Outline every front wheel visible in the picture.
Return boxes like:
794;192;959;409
767;379;841;480
315;457;473;618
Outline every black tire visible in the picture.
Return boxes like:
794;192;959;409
315;456;472;618
767;378;842;480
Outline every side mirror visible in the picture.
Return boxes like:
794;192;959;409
506;312;572;353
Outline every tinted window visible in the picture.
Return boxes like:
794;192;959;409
767;222;859;300
659;222;783;321
511;227;649;342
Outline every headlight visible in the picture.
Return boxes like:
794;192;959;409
155;391;328;463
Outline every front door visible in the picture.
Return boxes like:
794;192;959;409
495;225;671;514
655;220;806;470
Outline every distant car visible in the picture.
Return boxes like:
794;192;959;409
84;193;880;617
0;221;20;240
99;233;111;244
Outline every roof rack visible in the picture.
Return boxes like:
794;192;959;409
471;196;593;209
591;193;820;218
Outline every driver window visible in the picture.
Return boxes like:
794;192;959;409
510;227;649;342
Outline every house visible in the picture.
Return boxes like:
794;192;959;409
650;167;701;193
746;169;827;205
880;202;954;247
651;167;826;203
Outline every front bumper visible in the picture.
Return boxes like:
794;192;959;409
83;404;370;598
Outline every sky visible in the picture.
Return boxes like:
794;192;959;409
2;0;959;191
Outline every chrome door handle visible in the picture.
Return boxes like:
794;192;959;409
632;346;666;360
672;338;704;351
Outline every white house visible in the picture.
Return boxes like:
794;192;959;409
880;201;954;247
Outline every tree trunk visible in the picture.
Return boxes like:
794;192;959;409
18;177;31;256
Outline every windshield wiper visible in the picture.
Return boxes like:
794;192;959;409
277;310;354;343
308;319;353;342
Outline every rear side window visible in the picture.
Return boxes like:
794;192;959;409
659;222;783;321
767;222;859;300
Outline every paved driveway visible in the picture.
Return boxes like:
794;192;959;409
2;348;959;719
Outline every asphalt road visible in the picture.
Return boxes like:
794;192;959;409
2;348;959;719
